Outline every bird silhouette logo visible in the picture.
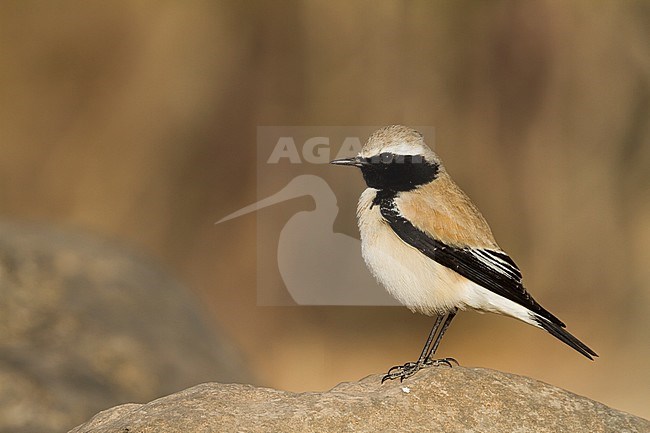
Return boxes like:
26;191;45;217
217;174;399;306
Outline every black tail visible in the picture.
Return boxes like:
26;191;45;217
534;316;598;360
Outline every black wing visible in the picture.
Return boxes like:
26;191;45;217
377;196;565;327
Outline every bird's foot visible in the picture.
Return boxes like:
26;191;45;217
381;357;458;384
423;357;459;367
381;361;423;383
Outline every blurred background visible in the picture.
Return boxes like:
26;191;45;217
1;0;649;429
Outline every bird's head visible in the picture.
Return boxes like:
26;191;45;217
331;125;442;192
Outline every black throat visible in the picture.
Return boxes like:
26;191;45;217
359;152;439;194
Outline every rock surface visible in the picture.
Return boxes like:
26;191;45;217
0;221;249;433
69;366;648;433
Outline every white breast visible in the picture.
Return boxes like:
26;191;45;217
356;188;537;324
356;188;467;315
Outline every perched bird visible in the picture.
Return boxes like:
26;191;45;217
331;125;597;383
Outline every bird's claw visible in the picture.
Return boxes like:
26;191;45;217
423;356;459;367
381;357;459;384
381;361;422;383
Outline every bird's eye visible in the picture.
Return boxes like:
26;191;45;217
380;153;394;163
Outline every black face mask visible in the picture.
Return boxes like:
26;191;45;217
359;153;439;192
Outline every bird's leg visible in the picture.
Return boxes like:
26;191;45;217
424;308;458;367
382;315;445;383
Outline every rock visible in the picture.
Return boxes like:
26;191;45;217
69;367;648;433
0;221;249;433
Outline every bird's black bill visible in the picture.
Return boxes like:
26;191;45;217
330;157;365;167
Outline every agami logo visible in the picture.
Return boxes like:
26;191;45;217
217;126;434;306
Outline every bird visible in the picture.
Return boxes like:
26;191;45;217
330;125;597;383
